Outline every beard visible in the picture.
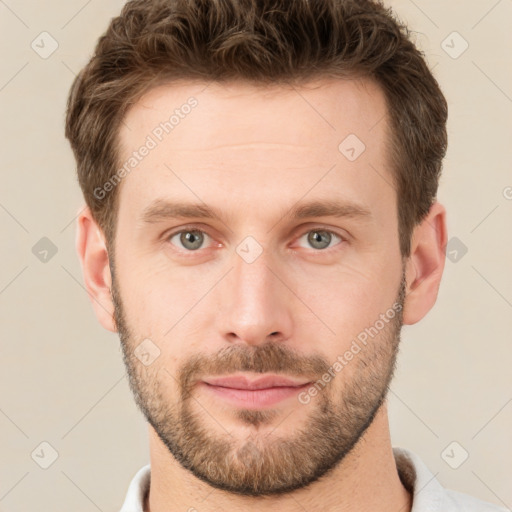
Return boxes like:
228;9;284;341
111;263;406;497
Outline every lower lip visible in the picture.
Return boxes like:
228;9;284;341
200;382;311;409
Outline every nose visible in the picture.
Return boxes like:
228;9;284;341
219;246;294;347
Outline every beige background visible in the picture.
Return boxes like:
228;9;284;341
1;0;511;510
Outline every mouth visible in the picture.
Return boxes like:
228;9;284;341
199;374;312;409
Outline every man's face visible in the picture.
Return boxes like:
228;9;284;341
111;78;406;496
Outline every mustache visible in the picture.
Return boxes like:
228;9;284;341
178;342;331;398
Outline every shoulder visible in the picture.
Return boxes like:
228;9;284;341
444;488;509;512
393;447;509;512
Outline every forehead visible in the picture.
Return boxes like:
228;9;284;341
115;77;393;226
120;77;388;154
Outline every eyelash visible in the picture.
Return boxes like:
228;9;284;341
164;225;347;254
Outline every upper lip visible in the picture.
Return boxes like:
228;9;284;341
202;374;311;390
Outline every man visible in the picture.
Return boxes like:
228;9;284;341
65;0;507;511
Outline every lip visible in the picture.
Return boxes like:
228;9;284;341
202;374;311;390
200;374;312;409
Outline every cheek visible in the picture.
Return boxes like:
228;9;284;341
293;261;400;344
114;254;185;331
116;267;214;377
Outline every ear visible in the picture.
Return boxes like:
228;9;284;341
75;206;117;332
402;201;448;325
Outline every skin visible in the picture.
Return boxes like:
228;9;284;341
76;77;447;512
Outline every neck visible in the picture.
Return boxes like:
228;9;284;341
144;403;411;512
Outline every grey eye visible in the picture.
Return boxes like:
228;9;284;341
300;230;341;250
170;230;208;251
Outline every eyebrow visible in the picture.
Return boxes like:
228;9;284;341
140;198;373;225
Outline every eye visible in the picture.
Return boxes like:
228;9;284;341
165;226;345;254
168;229;212;251
297;229;344;251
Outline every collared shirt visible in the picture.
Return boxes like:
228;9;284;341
119;446;508;512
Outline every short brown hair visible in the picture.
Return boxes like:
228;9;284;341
65;0;447;258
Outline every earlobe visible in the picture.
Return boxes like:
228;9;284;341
75;206;117;333
402;202;448;325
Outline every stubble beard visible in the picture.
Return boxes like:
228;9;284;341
111;263;406;496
